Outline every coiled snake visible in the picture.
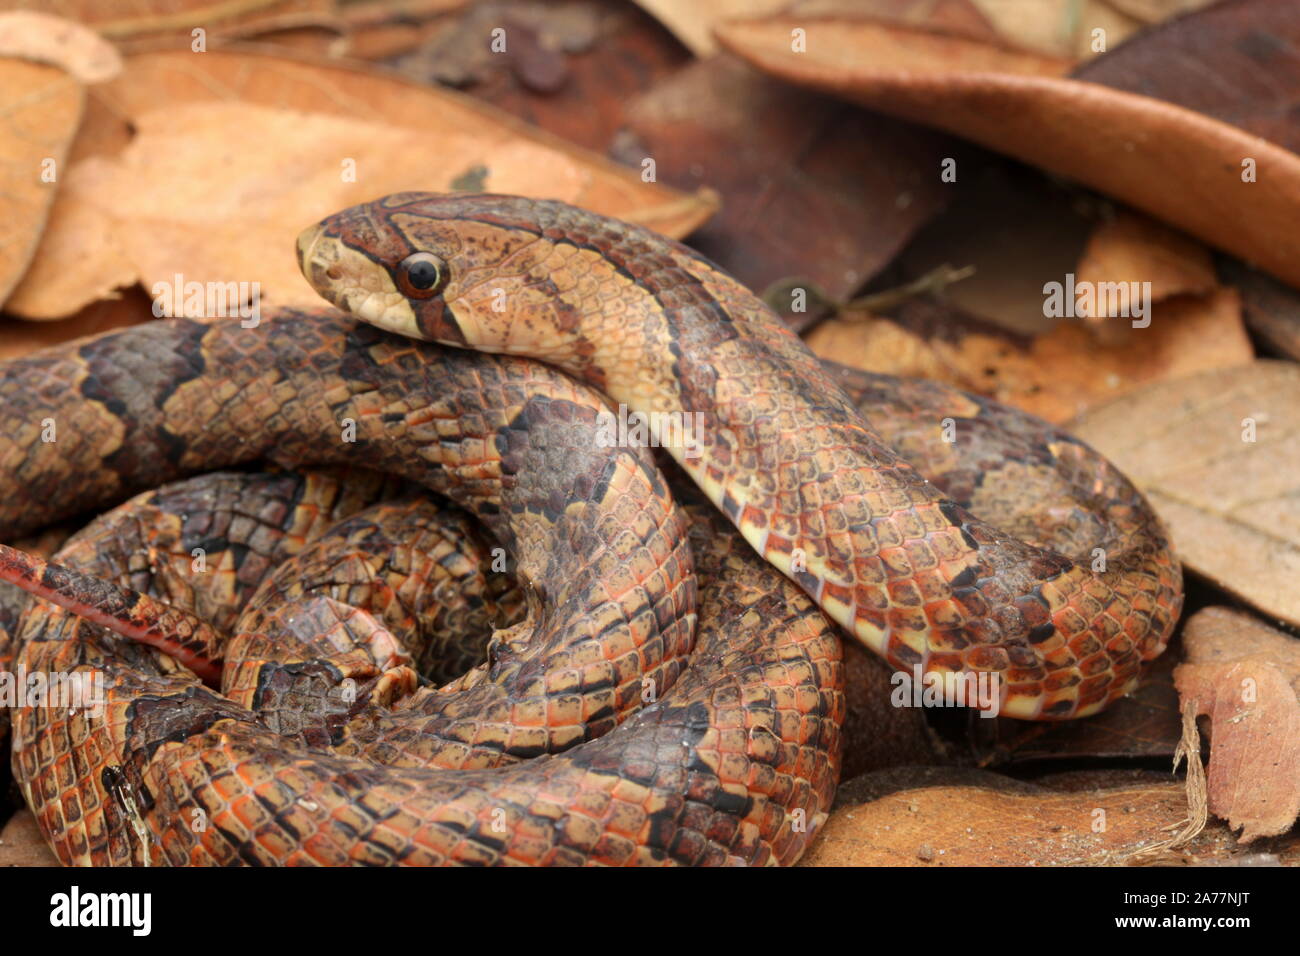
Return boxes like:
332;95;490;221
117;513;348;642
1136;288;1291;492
0;194;1182;866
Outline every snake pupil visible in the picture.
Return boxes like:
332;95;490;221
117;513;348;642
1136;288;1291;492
400;253;443;294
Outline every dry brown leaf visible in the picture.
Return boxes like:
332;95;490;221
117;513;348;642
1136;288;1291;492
792;0;1008;47
3;0;281;33
1075;209;1216;321
1070;362;1300;627
0;58;83;308
6;50;715;320
716;15;1300;289
0;11;122;82
215;20;347;56
58;45;715;207
807;286;1253;423
1071;0;1300;157
0;289;154;361
802;777;1192;865
1174;607;1300;842
0;811;58;867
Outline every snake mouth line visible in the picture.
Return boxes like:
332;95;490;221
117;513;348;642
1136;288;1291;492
296;223;424;340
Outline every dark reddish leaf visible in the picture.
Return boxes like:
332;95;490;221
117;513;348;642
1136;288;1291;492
1074;0;1300;154
980;635;1184;763
1218;256;1300;361
718;14;1300;290
839;640;938;780
623;54;959;306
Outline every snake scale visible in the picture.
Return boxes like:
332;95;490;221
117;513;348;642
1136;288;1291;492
0;193;1182;866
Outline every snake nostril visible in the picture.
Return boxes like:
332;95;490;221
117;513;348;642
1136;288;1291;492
325;264;344;280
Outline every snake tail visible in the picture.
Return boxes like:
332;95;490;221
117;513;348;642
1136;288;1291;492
0;543;223;685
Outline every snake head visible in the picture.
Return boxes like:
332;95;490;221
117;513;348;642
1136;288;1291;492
296;192;607;373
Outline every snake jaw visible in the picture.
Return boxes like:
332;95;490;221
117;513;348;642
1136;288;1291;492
296;223;427;340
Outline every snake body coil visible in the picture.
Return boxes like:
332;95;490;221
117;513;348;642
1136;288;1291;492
0;195;1181;866
300;193;1183;719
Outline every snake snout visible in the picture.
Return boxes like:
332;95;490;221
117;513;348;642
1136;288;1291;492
296;224;332;291
296;218;429;341
296;223;321;263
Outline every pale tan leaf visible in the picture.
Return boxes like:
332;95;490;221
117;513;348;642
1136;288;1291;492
4;159;135;319
807;286;1253;423
6;50;716;319
1070;362;1300;626
0;57;83;307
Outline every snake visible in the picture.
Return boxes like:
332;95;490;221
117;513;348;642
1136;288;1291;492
0;193;1183;866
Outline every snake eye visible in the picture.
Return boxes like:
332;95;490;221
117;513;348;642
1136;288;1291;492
396;252;447;298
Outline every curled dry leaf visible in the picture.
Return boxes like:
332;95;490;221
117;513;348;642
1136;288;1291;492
0;58;83;308
1174;607;1300;842
724;13;1073;79
0;11;121;83
5;49;715;320
716;14;1300;288
5;161;136;318
1070;362;1300;627
806;286;1253;424
1074;209;1216;322
1072;0;1300;156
